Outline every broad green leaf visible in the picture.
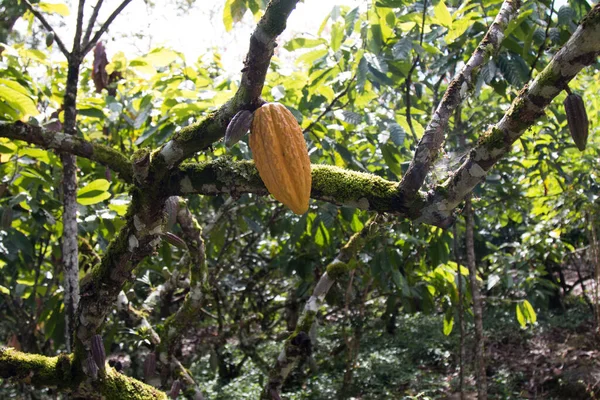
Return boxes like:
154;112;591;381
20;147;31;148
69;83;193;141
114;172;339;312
296;49;328;65
0;85;39;119
145;48;179;68
20;148;51;164
284;37;326;51
434;0;453;28
0;285;9;294
522;300;537;324
443;313;454;336
330;22;344;52
515;303;526;328
223;0;247;32
77;179;112;206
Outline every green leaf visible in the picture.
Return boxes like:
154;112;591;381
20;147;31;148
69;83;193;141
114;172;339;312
330;22;344;52
20;148;51;164
522;300;537;324
296;49;329;65
284;37;326;51
515;303;526;328
38;2;70;16
78;107;105;119
0;84;39;119
0;285;9;294
223;0;247;32
434;0;453;28
443;312;454;336
77;179;112;206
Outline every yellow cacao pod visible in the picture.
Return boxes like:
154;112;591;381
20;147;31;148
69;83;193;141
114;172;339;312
249;103;312;215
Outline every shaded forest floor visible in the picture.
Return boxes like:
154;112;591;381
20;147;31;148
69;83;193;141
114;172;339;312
201;298;598;399
318;299;599;400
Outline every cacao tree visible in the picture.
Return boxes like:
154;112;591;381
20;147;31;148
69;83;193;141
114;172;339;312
0;0;599;399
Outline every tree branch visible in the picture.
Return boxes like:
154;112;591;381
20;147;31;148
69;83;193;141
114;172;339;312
528;0;555;79
166;160;444;224
82;0;133;56
22;0;70;58
0;348;167;399
155;0;301;169
398;0;521;202
0;122;133;182
72;0;86;55
158;198;208;357
83;0;104;48
418;4;600;224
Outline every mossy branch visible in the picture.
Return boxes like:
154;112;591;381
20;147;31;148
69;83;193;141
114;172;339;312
0;121;133;182
0;348;166;399
398;0;521;202
419;3;600;223
167;159;449;223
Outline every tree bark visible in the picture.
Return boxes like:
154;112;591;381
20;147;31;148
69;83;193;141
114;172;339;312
465;198;487;400
61;57;82;352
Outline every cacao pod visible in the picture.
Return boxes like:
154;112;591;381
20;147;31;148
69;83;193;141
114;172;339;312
249;103;312;215
169;379;182;399
90;334;106;373
225;109;253;148
45;32;54;48
564;93;589;151
162;232;188;250
143;353;156;380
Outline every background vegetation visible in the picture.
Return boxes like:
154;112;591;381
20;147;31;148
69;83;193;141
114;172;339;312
0;0;598;399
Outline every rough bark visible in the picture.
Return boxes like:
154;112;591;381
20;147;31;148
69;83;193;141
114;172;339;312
155;0;301;168
0;348;167;399
61;56;81;353
399;0;521;201
0;122;133;181
465;198;487;400
420;4;600;223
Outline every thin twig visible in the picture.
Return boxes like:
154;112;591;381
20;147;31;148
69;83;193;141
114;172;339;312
82;0;133;56
83;0;104;47
22;0;70;58
303;76;355;136
72;0;86;55
529;0;555;79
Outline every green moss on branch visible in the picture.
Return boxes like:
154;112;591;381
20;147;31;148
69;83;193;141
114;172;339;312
0;348;74;389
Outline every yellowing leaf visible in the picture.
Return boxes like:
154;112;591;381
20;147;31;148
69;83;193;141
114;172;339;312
0;84;39;120
516;303;526;328
434;0;453;28
145;49;179;68
38;2;70;16
522;300;537;324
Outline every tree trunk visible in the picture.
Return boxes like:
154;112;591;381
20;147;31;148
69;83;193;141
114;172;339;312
453;225;465;400
465;197;487;400
61;58;81;352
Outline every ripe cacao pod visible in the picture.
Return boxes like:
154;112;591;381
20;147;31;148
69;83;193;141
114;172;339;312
249;103;312;215
564;93;589;151
225;109;253;148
